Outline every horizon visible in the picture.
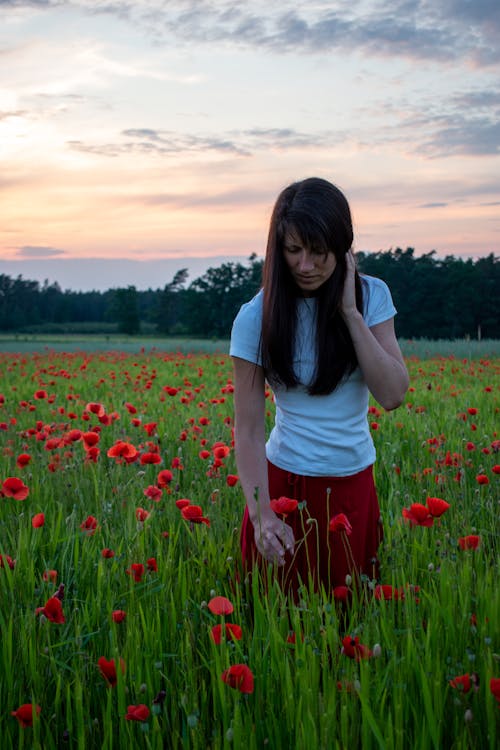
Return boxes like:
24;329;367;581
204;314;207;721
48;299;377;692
1;0;499;283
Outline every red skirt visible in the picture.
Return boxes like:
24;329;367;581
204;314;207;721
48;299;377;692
240;461;383;595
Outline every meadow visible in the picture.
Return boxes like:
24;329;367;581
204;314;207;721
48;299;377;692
0;346;498;749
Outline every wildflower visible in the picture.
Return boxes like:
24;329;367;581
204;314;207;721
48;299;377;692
1;476;30;501
374;584;403;601
449;673;473;693
11;703;41;727
221;664;254;694
341;635;372;660
101;548;115;559
210;623;243;644
157;469;173;486
175;498;191;509
329;513;353;535
112;610;127;623
270;496;298;516
181;504;210;526
85;402;106;417
0;554;16;570
144;485;162;502
36;596;65;623
80;515;98;535
32;513;45;528
333;585;351;602
490;678;500;704
135;507;150;522
140;451;162;465
125;704;150;722
42;569;57;583
476;474;489;485
126;563;145;582
458;535;481;550
208;596;234;615
402;503;433;527
146;557;158;572
98;656;125;687
82;431;100;449
16;453;32;468
107;441;138;461
426;496;450;518
34;390;48;400
226;474;239;487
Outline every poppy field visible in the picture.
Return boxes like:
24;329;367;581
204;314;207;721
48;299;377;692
0;348;499;749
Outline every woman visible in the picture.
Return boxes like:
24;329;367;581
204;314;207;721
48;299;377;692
230;177;409;594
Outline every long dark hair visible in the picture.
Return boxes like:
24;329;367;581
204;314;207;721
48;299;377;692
261;177;363;395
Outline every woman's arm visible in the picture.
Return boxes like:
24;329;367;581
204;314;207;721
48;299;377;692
341;251;410;410
232;356;295;564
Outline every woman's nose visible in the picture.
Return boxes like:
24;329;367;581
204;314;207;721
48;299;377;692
298;251;314;271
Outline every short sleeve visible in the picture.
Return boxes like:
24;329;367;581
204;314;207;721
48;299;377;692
362;275;397;327
229;290;263;365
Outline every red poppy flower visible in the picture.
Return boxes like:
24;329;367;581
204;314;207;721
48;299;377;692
42;569;57;583
208;596;234;615
458;535;481;550
112;610;127;623
329;513;353;535
125;704;150;722
101;548;115;559
135;507;150;522
2;476;30;501
492;465;500;475
476;474;489;485
213;444;230;459
171;457;183;469
126;563;145;582
34;390;48;400
199;449;211;460
270;496;299;516
1;554;16;570
221;664;254;694
85;402;106;417
425;496;450;518
140;451;162;465
226;474;239;487
11;703;41;727
341;635;372;660
211;623;243;644
157;469;173;486
36;596;65;623
32;513;45;528
124;402;137;414
16;453;32;469
402;503;434;527
449;673;472;693
175;498;191;509
80;515;98;535
82;431;100;449
181;504;210;526
333;585;351;602
146;557;157;572
98;656;126;687
107;441;138;461
490;678;500;703
144;485;163;501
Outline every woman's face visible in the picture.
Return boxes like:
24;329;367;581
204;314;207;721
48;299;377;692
283;230;337;296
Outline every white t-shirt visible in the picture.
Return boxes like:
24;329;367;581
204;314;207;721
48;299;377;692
230;275;397;477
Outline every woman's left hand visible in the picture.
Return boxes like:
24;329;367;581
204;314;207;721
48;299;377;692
340;249;358;320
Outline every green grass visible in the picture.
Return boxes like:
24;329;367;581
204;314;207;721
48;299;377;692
0;349;498;748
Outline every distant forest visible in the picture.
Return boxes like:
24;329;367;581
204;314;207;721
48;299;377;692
0;248;498;340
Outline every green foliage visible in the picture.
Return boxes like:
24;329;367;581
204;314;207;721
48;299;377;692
0;349;498;748
1;251;499;340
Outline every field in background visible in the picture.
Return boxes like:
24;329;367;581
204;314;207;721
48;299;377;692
1;335;500;359
0;348;498;748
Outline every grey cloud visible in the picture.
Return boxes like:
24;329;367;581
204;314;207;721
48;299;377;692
418;115;500;157
18;245;66;257
67;125;332;159
2;1;499;65
420;202;448;208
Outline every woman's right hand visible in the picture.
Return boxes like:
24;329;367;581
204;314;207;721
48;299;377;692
252;511;295;566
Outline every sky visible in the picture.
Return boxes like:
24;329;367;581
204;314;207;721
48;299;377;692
1;0;499;291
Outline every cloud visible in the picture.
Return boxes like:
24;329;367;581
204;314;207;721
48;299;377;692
17;245;66;257
2;1;499;65
420;202;448;208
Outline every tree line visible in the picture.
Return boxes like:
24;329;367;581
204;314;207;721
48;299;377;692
0;249;498;340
